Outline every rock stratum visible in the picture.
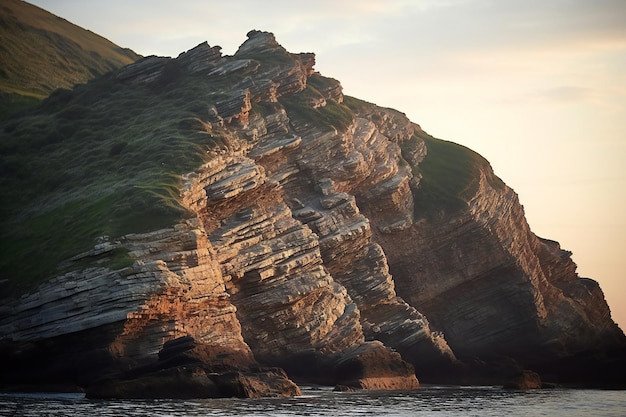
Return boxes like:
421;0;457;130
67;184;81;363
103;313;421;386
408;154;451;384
0;30;624;396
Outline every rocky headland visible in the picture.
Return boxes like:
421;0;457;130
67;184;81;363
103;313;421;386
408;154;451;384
0;30;624;397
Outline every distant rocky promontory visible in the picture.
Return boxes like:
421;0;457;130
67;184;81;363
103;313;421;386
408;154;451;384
0;5;624;397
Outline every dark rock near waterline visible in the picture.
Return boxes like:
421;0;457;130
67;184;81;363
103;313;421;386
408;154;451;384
503;370;542;390
86;367;220;399
86;336;301;399
331;341;420;390
86;366;302;399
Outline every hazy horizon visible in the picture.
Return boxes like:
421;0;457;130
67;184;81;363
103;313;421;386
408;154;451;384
28;0;626;330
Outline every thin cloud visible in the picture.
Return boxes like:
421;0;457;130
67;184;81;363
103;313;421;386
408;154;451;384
30;0;626;61
535;86;595;103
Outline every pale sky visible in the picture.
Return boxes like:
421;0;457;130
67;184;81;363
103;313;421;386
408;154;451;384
29;0;626;330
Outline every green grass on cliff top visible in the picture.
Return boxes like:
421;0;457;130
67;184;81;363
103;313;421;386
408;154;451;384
280;90;354;133
405;132;505;220
0;68;223;295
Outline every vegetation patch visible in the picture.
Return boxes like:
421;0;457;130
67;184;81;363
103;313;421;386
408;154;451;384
280;87;354;133
0;92;41;120
307;74;340;93
342;95;375;114
408;133;504;220
0;67;243;295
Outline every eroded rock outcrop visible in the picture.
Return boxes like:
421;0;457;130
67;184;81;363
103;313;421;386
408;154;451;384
0;221;273;392
1;29;624;395
372;139;626;383
179;151;420;389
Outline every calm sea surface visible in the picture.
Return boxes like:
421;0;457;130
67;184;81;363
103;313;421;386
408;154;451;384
1;386;625;417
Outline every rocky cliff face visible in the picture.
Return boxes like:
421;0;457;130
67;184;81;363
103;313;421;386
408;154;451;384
0;30;624;395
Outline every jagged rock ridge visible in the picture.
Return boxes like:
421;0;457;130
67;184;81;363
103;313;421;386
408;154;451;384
0;30;624;395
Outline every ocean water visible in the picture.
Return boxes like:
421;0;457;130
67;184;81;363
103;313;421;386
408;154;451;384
1;386;625;417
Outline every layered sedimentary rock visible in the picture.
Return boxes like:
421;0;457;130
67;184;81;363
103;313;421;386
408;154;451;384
380;165;625;360
372;146;625;383
0;221;261;389
1;29;624;394
179;150;423;388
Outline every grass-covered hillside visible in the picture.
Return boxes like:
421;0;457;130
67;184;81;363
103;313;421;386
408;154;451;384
404;134;505;220
0;65;220;295
0;0;140;118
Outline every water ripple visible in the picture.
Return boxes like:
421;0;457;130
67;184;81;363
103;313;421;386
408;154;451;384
0;386;624;417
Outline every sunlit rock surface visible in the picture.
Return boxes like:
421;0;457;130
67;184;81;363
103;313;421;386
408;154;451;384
1;30;624;394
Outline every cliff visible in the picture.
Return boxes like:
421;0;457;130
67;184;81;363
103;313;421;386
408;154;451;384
0;30;624;395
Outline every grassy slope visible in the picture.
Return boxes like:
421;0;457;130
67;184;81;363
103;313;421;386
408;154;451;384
405;133;505;220
0;67;221;294
0;0;139;117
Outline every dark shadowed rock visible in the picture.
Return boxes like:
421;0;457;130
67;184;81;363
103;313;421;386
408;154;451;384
86;336;301;399
211;368;301;398
87;366;301;399
115;55;170;83
86;367;220;399
331;341;420;390
503;370;542;390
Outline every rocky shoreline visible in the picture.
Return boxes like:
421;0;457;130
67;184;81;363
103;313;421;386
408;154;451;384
1;30;624;397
